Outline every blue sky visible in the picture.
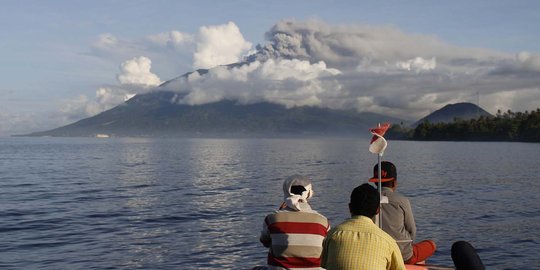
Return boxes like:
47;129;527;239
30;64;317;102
1;0;540;136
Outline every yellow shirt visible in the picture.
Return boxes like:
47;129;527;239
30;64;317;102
321;215;406;270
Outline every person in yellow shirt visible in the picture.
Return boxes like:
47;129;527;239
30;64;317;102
321;183;406;270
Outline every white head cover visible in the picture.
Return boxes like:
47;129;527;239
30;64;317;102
283;175;313;211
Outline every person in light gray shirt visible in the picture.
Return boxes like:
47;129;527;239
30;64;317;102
369;161;437;264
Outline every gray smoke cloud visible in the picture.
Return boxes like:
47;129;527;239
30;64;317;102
162;19;540;121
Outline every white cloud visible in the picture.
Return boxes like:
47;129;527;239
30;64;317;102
88;23;255;79
60;86;136;122
146;31;195;49
259;59;341;81
173;58;343;108
0;112;43;136
481;87;540;114
58;56;161;122
396;57;436;73
90;33;139;59
59;94;94;121
516;51;540;71
117;56;161;86
193;22;253;69
89;30;195;80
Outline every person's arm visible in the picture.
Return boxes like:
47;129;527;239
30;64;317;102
259;216;271;248
320;233;330;268
402;198;416;241
389;242;407;270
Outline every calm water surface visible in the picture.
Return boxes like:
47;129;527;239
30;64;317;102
0;137;539;270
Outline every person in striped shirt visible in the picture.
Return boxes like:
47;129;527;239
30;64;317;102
259;175;330;270
321;183;406;270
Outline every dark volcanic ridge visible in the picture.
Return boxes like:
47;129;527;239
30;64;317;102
24;90;405;138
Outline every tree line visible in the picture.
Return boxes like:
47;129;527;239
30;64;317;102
387;108;540;142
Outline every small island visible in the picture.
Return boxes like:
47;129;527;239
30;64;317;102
388;108;540;142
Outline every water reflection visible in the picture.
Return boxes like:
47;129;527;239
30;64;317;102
183;139;260;268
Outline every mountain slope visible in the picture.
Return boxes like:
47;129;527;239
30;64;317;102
25;90;405;137
413;102;492;126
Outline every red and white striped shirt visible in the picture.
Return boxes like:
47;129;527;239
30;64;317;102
260;204;330;269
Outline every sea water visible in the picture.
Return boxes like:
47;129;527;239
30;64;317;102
0;137;539;270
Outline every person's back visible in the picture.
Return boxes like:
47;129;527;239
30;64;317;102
323;215;403;270
380;186;415;260
263;208;329;268
369;161;436;264
321;184;405;270
260;175;329;269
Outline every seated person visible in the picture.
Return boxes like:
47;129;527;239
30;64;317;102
259;175;330;269
369;161;436;264
321;183;405;270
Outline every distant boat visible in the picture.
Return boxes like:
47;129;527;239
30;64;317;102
95;134;110;138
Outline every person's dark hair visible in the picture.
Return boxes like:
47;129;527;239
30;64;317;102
381;179;395;188
290;185;307;195
349;183;380;217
